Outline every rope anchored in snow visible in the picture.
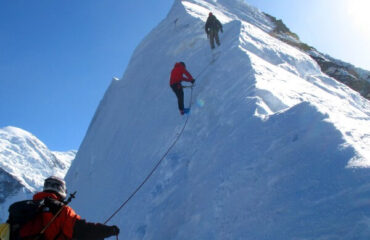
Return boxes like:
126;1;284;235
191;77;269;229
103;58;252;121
104;59;216;224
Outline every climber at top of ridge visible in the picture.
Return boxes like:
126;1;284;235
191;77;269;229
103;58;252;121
205;12;223;50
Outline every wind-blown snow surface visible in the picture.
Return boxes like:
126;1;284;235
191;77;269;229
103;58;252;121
67;0;370;239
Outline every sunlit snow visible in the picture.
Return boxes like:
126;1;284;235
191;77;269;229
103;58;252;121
66;0;370;239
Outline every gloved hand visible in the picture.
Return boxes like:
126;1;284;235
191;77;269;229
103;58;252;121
191;79;195;84
44;197;64;214
109;225;120;236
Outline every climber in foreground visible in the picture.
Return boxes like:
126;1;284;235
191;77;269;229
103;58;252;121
170;62;195;115
205;12;223;49
8;176;120;240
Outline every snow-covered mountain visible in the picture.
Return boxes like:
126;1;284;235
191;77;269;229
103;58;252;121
66;0;370;239
0;126;75;221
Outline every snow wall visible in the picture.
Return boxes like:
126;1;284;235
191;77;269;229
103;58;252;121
66;0;370;239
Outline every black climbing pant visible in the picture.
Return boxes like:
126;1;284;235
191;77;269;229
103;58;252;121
171;83;184;111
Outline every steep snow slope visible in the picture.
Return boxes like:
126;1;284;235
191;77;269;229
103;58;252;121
0;126;75;221
67;0;370;239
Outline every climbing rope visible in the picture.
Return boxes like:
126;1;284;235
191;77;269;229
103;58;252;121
104;59;215;224
104;88;193;224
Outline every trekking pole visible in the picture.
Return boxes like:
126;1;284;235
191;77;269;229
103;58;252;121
34;192;77;240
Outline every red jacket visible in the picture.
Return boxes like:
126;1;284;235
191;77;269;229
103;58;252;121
170;63;194;85
20;192;81;240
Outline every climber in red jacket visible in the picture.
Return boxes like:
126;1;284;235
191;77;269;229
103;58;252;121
170;62;195;115
18;176;119;240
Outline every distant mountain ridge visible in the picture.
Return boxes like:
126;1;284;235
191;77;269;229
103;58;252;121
0;126;75;220
265;13;370;99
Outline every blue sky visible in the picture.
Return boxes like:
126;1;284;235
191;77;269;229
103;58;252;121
0;0;173;151
1;0;369;151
